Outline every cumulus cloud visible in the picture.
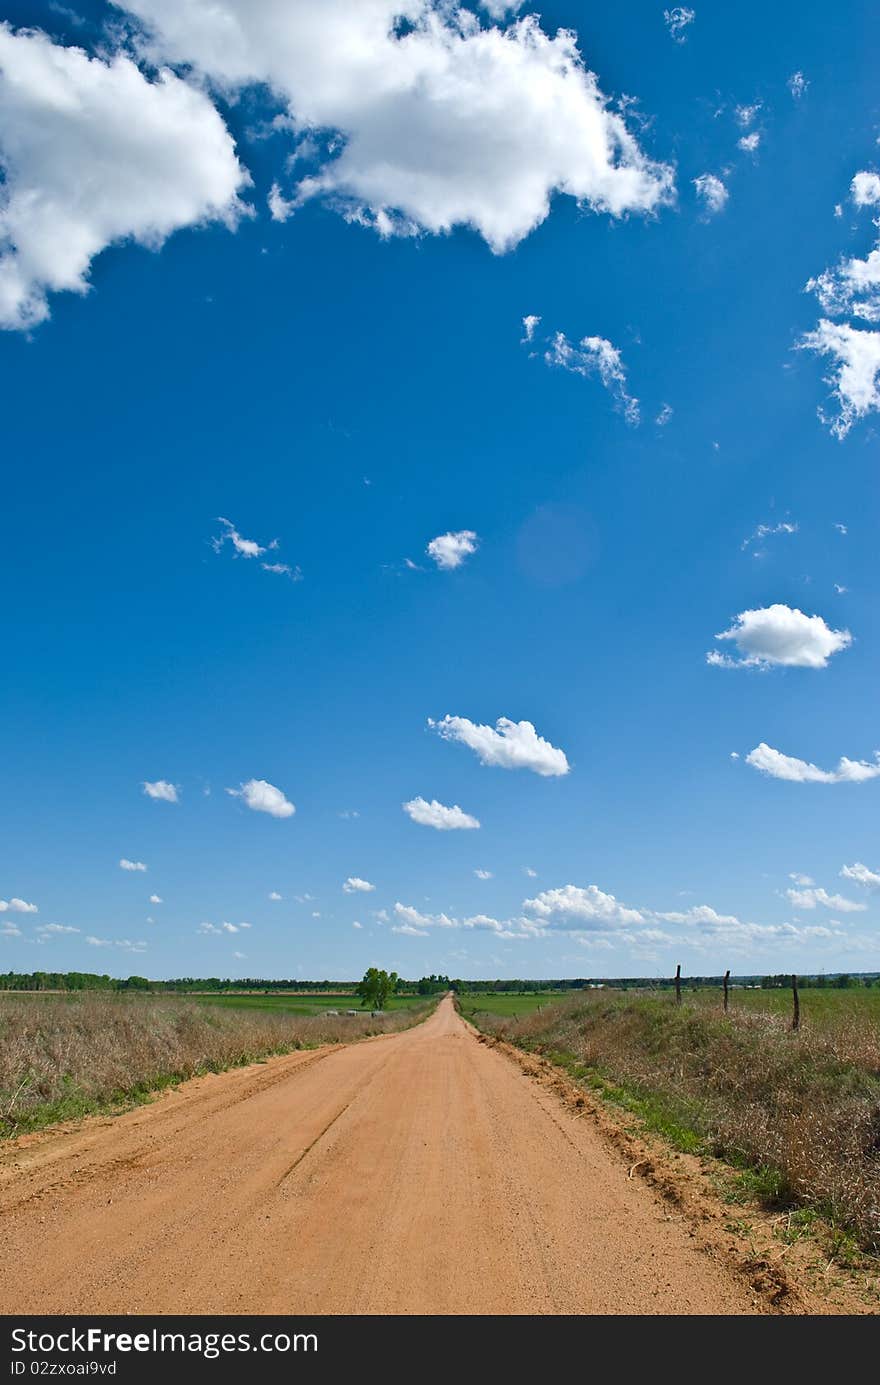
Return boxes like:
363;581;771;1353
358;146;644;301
474;868;493;880
738;132;760;153
392;922;430;937
0;897;38;913
149;893;163;904
785;886;865;913
851;171;880;208
121;1;673;255
523;883;644;929
352;920;363;929
745;743;880;783
402;797;480;830
790;872;815;886
693;173;728;214
430;714;570;777
142;779;178;802
426;530;479;570
226;778;295;818
799;321;880;439
119;858;147;872
708;604;851;670
840;862;880;888
392;901;527;939
543;329;640;423
268;890;282;901
663;7;695;42
0;23;249;331
521;313;541;343
343;877;375;894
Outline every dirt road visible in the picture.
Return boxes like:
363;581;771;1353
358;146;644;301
0;997;761;1315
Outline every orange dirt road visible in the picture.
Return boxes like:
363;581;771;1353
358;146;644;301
0;998;760;1315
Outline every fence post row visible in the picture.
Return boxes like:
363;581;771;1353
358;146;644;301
723;968;730;1013
674;964;682;1006
791;973;800;1031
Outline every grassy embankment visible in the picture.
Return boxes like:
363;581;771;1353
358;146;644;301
461;986;880;1255
0;991;434;1139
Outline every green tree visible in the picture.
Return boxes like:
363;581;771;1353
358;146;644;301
356;967;399;1010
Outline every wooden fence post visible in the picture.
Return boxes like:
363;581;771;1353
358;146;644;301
723;969;730;1013
791;973;800;1032
674;964;682;1006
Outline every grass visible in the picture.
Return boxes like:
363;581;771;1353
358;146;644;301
193;992;428;1016
0;991;434;1139
456;991;568;1020
464;986;880;1254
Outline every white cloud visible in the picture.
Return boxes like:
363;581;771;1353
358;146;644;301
0;897;38;913
119;858;147;872
260;561;302;580
233;950;246;959
212;516;273;559
741;520;798;551
426;530;479;570
799;321;880;439
142;779;178;802
693;173;728;214
430;714;570;777
149;893;163;904
0;23;249;331
657;904;742;929
788;71;808;99
198;922;221;934
840;862;880;888
86;935;147;952
735;103;761;128
392;922;429;937
402;797;480;830
524;866;537;878
1;923;22;937
789;872;815;886
663;7;695;42
737;132;760;153
835;522;848;534
543;329;639;423
655;402;673;426
123;1;674;255
708;604;851;670
352;920;363;929
36;923;79;934
226;778;295;818
268;890;282;901
523;883;644;929
745;742;880;784
851;171;880;208
785;886;865;913
474;868;493;880
521;313;541;343
343;876;375;894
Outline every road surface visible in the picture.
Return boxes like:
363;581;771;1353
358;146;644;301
0;997;760;1314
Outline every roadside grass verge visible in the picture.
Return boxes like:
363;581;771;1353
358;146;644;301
0;992;433;1139
464;989;880;1254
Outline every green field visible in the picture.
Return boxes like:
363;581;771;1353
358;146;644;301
455;991;568;1020
194;991;430;1017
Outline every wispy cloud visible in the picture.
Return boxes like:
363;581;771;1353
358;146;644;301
694;173;728;214
119;858;147;872
663;7;695;43
142;780;178;803
541;329;640;424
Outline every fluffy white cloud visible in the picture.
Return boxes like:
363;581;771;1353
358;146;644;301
143;779;178;802
657;904;741;929
663;7;695;42
119;858;147;871
708;604;851;670
0;897;38;913
268;890;282;901
149;893;163;904
430;714;570;777
122;1;673;254
799;321;880;439
745;742;880;784
693;173;728;214
785;886;865;913
521;313;541;343
392;901;525;938
227;778;295;818
0;23;249;331
543;329;639;423
426;530;479;570
343;876;375;893
851;171;880;208
788;71;808;99
738;132;760;153
474;868;493;880
840;862;880;888
402;797;480;830
523;883;644;929
789;872;815;886
392;922;429;937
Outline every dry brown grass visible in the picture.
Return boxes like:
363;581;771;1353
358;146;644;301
477;989;880;1252
0;992;432;1138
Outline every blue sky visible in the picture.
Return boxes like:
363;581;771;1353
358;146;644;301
2;0;880;979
